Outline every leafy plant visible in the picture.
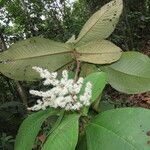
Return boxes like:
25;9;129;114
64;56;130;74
0;0;123;81
0;133;14;150
0;0;150;150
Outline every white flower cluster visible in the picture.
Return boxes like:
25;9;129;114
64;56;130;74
28;67;92;111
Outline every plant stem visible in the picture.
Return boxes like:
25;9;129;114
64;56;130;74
15;81;28;107
74;60;81;82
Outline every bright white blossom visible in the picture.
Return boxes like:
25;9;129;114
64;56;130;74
28;66;92;111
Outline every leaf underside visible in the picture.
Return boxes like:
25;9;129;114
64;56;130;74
76;40;122;64
0;37;73;81
102;52;150;94
75;0;123;46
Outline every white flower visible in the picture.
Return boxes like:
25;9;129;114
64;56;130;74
28;67;92;111
62;70;68;80
77;77;84;84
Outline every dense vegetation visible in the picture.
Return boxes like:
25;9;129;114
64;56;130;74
0;0;150;149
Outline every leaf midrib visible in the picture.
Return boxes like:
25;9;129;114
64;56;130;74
0;51;73;63
42;116;79;149
78;51;122;55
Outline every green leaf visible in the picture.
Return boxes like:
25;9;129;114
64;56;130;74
15;108;57;150
75;0;123;46
42;114;79;150
76;40;122;64
0;37;73;81
79;71;106;115
86;108;150;150
102;52;150;94
79;72;107;103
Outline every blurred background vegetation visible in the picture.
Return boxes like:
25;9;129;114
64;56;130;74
0;0;150;149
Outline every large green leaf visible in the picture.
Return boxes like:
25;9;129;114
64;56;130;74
102;52;150;94
76;40;122;64
0;37;73;81
75;0;123;46
15;108;57;150
42;114;79;150
79;72;107;103
86;108;150;150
